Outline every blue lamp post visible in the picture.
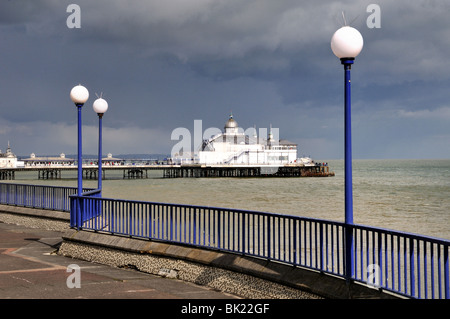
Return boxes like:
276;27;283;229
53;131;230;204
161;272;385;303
331;26;363;280
93;97;108;193
70;84;89;229
70;84;89;196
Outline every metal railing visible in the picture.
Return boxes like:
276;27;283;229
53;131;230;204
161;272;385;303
1;182;448;299
70;194;450;299
0;182;93;212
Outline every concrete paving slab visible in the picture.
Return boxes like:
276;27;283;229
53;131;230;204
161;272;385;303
0;221;239;299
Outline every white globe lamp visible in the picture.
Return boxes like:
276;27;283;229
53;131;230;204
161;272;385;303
93;98;109;115
331;26;363;60
70;85;89;105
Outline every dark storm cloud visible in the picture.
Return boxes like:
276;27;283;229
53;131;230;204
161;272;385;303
0;0;59;24
0;0;449;158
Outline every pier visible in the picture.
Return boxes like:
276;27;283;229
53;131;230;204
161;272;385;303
0;165;152;180
0;163;334;180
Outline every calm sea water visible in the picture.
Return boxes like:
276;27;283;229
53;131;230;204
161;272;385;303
8;159;450;240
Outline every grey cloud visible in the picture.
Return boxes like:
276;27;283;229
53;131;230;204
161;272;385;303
1;1;449;159
0;0;61;25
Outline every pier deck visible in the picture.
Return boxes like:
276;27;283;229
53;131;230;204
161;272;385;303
0;164;334;180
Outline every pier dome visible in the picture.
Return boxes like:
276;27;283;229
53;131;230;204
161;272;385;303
224;113;239;134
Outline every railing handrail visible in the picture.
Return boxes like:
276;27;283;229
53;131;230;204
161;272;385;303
72;194;450;246
81;189;102;196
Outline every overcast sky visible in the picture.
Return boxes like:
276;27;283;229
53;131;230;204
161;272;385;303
0;0;449;159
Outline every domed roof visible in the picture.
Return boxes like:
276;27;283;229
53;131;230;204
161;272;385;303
224;113;238;129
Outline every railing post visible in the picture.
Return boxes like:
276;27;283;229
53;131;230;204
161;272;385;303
69;196;75;228
293;220;297;265
320;222;324;271
169;205;173;241
70;195;82;230
14;184;17;205
41;186;45;209
410;237;415;297
344;224;354;281
217;210;221;249
193;208;197;245
445;246;449;299
267;215;271;258
77;197;82;230
52;187;55;211
242;213;246;253
32;185;35;208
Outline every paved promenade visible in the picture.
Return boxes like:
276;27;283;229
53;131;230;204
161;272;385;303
0;221;239;299
0;207;432;318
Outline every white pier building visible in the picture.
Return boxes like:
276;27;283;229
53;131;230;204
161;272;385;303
173;114;303;166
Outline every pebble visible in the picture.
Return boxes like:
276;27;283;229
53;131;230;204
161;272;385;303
59;241;320;299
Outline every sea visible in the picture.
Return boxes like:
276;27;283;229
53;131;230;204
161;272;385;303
7;159;450;241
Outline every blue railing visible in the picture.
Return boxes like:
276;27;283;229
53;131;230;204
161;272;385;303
1;182;448;299
0;182;93;212
70;188;102;228
70;194;450;299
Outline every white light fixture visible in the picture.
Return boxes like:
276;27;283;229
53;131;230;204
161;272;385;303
70;85;89;104
331;26;364;59
93;98;108;115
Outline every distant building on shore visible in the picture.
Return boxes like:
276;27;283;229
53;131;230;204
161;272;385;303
23;153;75;167
88;153;124;166
0;142;18;168
102;153;123;165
